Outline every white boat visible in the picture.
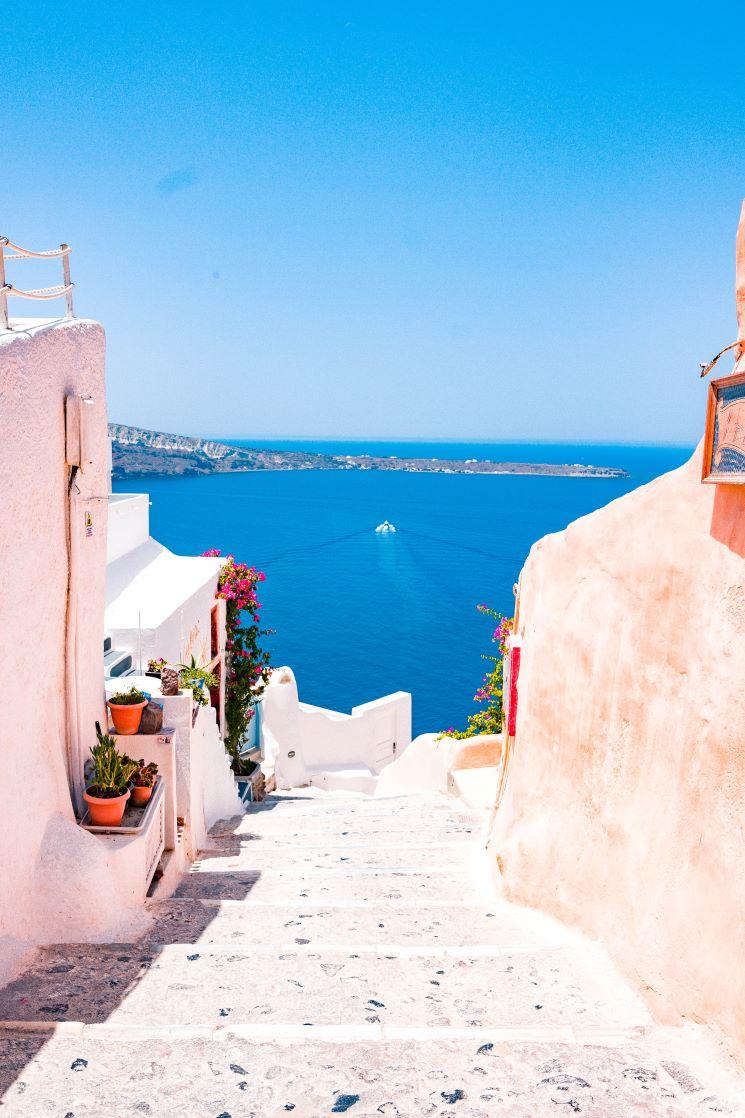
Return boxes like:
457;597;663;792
375;520;397;534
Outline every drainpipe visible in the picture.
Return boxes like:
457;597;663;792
65;470;83;815
64;395;95;816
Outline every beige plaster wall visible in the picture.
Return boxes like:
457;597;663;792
489;443;745;1053
0;320;139;982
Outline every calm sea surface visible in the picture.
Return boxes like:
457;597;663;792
113;441;691;736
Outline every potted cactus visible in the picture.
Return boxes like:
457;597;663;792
107;686;148;735
131;759;159;806
84;731;138;827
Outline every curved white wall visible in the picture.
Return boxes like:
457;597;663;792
0;320;143;981
193;704;243;843
261;666;412;791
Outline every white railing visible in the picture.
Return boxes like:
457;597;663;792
0;236;74;330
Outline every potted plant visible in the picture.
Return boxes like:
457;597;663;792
177;657;219;724
131;759;159;806
84;731;138;827
178;656;218;706
107;686;148;735
146;657;166;679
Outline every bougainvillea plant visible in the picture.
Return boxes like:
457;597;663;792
440;604;514;740
203;550;272;773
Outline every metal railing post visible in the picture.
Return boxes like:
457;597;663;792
60;244;74;318
0;238;9;330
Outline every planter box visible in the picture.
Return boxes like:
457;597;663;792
235;761;267;804
235;777;253;806
109;729;178;852
80;779;166;899
80;776;164;833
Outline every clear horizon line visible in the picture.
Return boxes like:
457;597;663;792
110;420;697;450
201;434;697;449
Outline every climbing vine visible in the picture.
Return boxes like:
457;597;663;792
203;550;272;773
441;604;513;740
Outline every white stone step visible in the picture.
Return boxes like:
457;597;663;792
0;943;652;1031
142;899;572;951
171;865;487;904
2;786;743;1117
231;819;482;844
193;840;483;872
222;804;482;844
306;765;378;794
1;1031;739;1118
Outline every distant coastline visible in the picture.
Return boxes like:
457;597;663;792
109;424;629;480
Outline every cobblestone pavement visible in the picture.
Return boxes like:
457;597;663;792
0;790;743;1117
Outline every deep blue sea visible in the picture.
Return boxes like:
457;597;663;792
113;441;692;736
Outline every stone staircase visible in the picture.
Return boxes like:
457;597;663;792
103;633;136;679
0;790;742;1115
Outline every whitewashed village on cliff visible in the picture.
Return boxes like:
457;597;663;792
0;206;744;1114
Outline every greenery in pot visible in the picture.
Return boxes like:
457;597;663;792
106;686;149;735
130;758;159;806
108;686;148;706
132;759;158;788
87;732;139;799
178;656;219;706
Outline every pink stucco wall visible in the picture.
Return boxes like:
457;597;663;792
0;320;141;982
489;443;745;1053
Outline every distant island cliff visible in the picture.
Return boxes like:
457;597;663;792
109;424;629;480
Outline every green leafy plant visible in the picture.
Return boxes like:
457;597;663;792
108;686;147;706
87;731;139;798
440;605;514;740
178;656;219;706
132;759;158;788
147;657;166;675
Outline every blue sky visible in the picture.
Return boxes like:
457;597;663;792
4;2;744;443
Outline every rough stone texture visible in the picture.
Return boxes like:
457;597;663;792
1;1033;740;1118
160;667;180;696
139;701;165;735
489;444;745;1055
1;790;743;1114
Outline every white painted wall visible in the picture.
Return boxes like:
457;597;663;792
375;733;453;797
0;320;150;984
261;667;412;793
107;493;149;563
375;731;501;805
192;704;243;841
105;495;222;670
0;320;243;987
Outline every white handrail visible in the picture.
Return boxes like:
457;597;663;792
2;240;72;259
5;284;74;299
0;237;74;330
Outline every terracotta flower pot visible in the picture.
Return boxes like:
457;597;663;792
107;698;147;735
131;784;153;807
84;788;130;827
